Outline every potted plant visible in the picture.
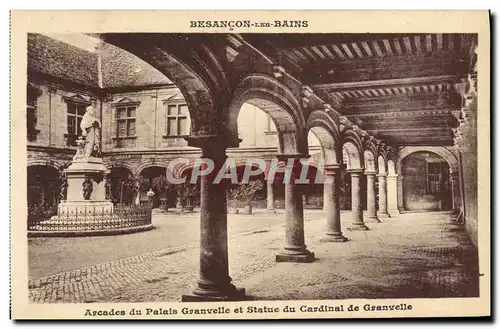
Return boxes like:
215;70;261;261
175;184;184;211
236;179;264;215
152;175;172;212
136;176;151;205
228;187;241;214
183;182;197;212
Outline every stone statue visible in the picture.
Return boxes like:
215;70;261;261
73;136;86;160
82;177;94;200
105;178;112;200
60;178;68;201
80;106;101;158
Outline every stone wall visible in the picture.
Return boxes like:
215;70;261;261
460;97;478;247
28;79;101;150
402;152;451;211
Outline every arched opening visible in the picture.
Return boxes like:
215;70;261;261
388;159;396;175
27;165;61;225
234;98;301;210
235;99;299;154
107;167;135;205
364;150;376;173
227;164;267;212
341;142;363;210
378;155;387;174
363;150;377;210
301;130;324;209
237;102;280;149
176;166;200;209
139;166;176;209
301;164;323;209
401;151;452;211
229;74;305;155
27;165;60;209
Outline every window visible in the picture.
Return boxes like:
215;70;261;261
164;103;190;136
63;95;92;146
67;102;87;137
27;86;40;141
426;161;447;194
116;105;136;138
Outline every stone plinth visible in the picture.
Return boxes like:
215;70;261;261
29;155;153;237
57;200;114;217
65;157;108;202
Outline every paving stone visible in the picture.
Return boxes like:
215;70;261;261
28;211;479;303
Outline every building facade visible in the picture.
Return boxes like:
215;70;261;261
27;33;324;211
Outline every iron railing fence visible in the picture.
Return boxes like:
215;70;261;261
28;204;152;232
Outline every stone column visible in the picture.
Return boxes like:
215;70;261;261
323;166;348;242
302;193;308;206
378;173;390;218
387;174;399;215
397;175;405;212
182;136;244;302
276;155;315;263
266;178;275;212
365;172;380;223
347;169;369;231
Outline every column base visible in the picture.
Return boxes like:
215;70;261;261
377;211;391;218
364;216;381;223
322;233;348;243
276;249;315;263
347;223;370;231
182;283;246;302
388;209;400;216
266;208;277;214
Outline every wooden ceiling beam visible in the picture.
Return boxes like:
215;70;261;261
312;74;465;92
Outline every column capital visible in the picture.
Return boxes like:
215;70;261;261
347;168;364;175
276;153;310;162
377;173;388;178
365;171;377;176
323;165;341;173
387;174;399;179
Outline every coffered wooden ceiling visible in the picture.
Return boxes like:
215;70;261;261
242;33;477;146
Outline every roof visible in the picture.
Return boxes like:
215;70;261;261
28;33;99;88
27;33;172;89
98;42;172;88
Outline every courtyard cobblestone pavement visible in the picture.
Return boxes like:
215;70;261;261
28;210;479;303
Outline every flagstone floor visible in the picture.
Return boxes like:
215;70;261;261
28;210;480;303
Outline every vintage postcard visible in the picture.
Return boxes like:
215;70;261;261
10;10;490;319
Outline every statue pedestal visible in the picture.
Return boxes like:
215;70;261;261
58;156;113;215
29;148;153;236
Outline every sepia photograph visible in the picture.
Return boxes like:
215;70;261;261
10;10;490;319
